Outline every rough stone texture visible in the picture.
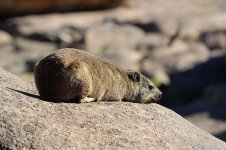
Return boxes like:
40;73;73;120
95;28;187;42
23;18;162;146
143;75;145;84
0;68;226;149
0;0;125;17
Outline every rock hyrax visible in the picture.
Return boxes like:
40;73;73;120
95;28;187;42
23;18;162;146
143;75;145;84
34;48;162;103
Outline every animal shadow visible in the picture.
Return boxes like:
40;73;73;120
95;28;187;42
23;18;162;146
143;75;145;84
7;87;46;101
7;87;82;104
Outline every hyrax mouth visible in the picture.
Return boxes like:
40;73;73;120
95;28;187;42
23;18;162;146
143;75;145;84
149;88;162;102
155;90;162;101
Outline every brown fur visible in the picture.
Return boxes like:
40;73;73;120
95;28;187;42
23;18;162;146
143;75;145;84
34;48;162;103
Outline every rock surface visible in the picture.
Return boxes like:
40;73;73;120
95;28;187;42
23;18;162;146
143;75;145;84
0;68;226;149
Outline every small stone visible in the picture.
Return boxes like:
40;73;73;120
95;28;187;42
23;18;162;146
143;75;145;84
0;30;12;45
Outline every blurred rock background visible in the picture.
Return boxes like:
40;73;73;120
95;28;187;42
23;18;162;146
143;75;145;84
0;0;226;141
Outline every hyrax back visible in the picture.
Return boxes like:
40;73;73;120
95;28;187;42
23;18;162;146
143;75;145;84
34;48;162;103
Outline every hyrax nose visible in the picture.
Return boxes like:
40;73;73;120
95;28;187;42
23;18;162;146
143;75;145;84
156;91;162;100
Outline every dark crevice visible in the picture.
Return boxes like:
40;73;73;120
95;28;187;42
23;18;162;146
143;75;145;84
159;54;226;107
130;22;161;33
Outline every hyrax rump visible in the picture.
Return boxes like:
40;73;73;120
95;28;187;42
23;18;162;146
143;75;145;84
34;48;162;103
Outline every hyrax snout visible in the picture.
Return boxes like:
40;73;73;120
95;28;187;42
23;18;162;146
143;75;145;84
34;48;162;103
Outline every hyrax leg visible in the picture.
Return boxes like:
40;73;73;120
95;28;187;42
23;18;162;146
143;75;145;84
69;61;94;102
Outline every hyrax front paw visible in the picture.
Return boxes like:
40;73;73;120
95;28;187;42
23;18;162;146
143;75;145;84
80;97;96;103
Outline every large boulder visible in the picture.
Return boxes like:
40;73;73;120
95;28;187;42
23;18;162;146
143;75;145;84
85;23;145;70
149;40;210;73
0;68;226;149
85;23;145;52
0;0;125;17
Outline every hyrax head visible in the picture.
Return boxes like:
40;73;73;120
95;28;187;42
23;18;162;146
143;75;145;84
127;71;162;103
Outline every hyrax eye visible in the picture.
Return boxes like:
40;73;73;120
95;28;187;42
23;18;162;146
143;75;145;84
148;85;154;90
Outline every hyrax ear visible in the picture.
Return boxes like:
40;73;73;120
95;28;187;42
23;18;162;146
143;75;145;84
128;71;140;82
